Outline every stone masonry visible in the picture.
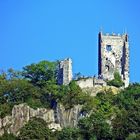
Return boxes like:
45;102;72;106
98;32;129;87
57;32;130;88
57;58;72;85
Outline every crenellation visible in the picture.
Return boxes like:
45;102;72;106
98;32;129;87
57;31;130;88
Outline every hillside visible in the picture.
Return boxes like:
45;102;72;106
0;60;140;140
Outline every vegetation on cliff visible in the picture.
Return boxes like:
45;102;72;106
107;71;124;87
0;61;86;117
0;60;140;139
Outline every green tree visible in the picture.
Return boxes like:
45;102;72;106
0;132;17;140
0;74;41;117
22;60;58;87
40;81;59;108
19;118;51;140
59;81;84;109
107;72;124;87
112;83;140;139
126;133;140;140
58;127;81;140
78;112;112;140
7;68;23;80
112;106;140;139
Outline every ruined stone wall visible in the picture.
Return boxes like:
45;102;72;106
76;77;106;89
123;41;129;87
57;32;129;87
57;58;72;85
93;78;106;86
98;32;129;87
76;78;94;88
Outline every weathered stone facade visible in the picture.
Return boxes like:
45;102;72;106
76;77;106;89
98;32;129;87
57;58;72;85
57;32;130;88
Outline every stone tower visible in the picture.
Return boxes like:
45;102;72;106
98;32;129;87
57;58;72;85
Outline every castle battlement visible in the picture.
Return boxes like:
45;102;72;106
98;32;129;87
57;31;130;88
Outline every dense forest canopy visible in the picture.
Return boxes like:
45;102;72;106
0;60;140;140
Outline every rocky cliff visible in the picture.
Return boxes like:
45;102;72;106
0;103;82;136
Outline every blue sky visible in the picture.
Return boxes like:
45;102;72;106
0;0;140;82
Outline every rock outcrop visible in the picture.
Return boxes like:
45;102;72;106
0;103;82;136
56;104;82;127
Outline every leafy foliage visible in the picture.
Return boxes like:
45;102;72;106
0;61;140;140
126;133;140;140
58;81;85;109
0;132;17;140
19;118;51;140
107;72;124;87
78;112;112;140
58;127;81;140
22;60;58;87
78;83;140;139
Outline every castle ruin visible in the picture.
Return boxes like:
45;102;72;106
57;58;72;85
98;32;129;87
57;32;130;88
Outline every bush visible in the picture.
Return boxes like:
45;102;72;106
107;72;124;87
0;132;17;140
0;103;13;118
58;127;81;140
58;81;86;109
126;133;140;140
19;118;51;140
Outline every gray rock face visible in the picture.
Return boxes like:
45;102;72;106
56;104;82;127
0;103;81;136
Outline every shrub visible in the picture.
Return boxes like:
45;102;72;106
107;72;124;87
19;118;51;140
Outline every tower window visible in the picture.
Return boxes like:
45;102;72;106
105;65;110;71
106;45;112;52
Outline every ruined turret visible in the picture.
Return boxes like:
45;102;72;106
57;58;72;85
98;32;129;87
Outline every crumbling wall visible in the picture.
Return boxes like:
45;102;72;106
76;78;94;88
57;58;73;85
98;32;129;87
76;77;106;89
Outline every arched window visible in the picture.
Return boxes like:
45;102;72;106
105;65;110;71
